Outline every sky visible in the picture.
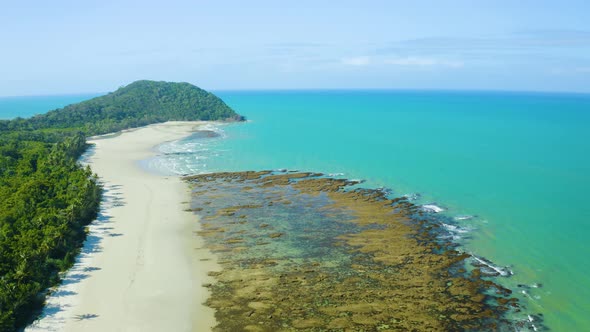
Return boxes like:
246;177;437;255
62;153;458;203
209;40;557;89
1;0;590;96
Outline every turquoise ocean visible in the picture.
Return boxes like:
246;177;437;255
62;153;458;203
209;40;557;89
0;94;99;119
4;90;590;330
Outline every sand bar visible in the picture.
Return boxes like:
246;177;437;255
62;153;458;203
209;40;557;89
26;122;219;332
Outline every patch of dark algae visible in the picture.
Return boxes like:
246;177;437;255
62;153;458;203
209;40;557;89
184;172;527;331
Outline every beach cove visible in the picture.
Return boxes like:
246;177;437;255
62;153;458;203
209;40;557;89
26;122;219;332
24;120;536;331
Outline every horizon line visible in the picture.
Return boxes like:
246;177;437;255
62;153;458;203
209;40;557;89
2;86;590;99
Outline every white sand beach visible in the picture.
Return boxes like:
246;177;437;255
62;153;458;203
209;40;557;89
26;122;219;332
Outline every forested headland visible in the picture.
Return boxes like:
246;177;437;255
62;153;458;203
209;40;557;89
0;81;241;331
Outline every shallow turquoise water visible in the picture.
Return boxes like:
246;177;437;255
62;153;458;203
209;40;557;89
5;90;590;329
0;94;99;120
158;90;590;330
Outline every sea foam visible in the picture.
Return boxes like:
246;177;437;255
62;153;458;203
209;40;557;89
149;124;227;175
421;203;446;213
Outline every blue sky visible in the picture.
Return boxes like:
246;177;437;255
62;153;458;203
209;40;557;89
1;0;590;95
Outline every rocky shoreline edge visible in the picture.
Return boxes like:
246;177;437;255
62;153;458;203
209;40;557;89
184;171;544;331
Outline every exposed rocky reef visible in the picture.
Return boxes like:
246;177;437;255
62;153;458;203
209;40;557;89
184;171;532;331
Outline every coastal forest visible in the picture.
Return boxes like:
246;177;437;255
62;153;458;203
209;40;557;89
0;81;241;331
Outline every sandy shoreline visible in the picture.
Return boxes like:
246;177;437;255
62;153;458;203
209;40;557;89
26;122;219;332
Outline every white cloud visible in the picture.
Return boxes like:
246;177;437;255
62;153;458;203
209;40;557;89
384;56;464;68
341;56;371;66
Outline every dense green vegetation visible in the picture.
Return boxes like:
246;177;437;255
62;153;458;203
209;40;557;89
0;80;243;136
0;132;101;331
0;81;241;331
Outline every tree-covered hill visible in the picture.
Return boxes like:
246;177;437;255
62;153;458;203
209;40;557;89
0;81;242;331
1;80;243;135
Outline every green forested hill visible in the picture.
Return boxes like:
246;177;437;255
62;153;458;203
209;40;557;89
0;81;241;331
1;80;242;136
